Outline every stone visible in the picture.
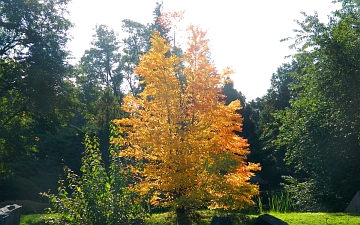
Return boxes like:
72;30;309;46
344;190;360;213
210;216;233;225
0;204;22;225
254;214;288;225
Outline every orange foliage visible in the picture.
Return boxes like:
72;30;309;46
158;11;184;29
113;25;260;210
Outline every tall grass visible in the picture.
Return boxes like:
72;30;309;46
257;195;263;214
268;191;293;213
257;191;294;213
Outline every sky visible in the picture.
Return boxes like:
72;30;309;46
66;0;342;101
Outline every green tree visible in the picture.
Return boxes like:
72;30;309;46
78;25;122;96
76;24;123;130
120;19;152;96
0;0;76;200
120;2;180;97
256;61;300;189
151;2;171;41
277;2;360;211
73;25;126;172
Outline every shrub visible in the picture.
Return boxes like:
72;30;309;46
42;129;147;225
282;176;325;212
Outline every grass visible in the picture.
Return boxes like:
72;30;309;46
20;211;360;225
20;214;45;225
144;211;256;225
20;211;257;225
270;212;360;225
267;191;293;213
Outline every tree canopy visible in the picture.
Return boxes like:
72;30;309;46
2;0;360;216
114;27;260;212
275;2;360;211
0;0;74;179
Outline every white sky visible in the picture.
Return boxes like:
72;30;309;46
67;0;342;101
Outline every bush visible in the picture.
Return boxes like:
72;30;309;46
42;130;148;225
282;176;325;212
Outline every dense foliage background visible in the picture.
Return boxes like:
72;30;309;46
1;0;359;214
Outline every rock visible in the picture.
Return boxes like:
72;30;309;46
0;204;22;225
344;190;360;213
254;214;288;225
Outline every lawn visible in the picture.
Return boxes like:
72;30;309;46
272;212;360;225
19;211;360;225
20;214;46;225
144;210;256;225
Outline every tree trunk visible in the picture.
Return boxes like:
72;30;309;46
176;206;191;225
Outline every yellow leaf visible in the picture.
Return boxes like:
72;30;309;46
115;26;260;211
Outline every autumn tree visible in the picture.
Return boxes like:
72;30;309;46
114;26;260;217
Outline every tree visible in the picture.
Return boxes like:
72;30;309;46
276;2;360;211
151;2;171;41
120;19;152;96
120;3;182;97
78;24;122;97
220;80;262;169
255;61;300;189
76;24;123;130
0;0;76;199
114;26;260;219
